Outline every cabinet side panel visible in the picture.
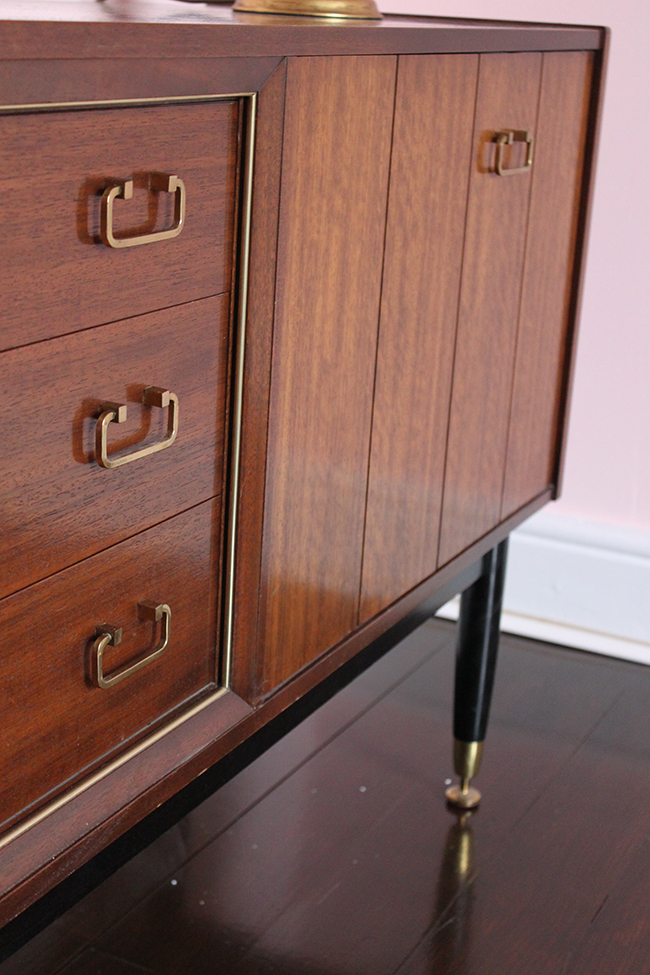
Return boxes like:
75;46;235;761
501;52;594;518
360;53;479;623
259;55;396;694
439;52;542;565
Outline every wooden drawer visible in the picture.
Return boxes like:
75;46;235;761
0;294;228;600
0;99;239;352
0;501;220;834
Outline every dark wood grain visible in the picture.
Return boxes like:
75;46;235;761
0;5;604;62
0;100;238;351
0;500;220;835
0;57;284;106
360;53;478;623
257;54;396;694
412;672;650;975
502;52;594;518
0;295;228;600
438;52;542;566
230;61;287;705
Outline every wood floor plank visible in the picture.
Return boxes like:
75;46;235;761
400;660;650;975
59;947;161;974
227;640;636;975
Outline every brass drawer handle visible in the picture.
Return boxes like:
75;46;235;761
494;130;534;176
95;386;179;470
92;602;171;689
100;173;186;249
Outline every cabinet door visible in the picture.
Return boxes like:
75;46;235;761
439;53;543;565
360;54;478;622
502;52;594;517
257;56;396;694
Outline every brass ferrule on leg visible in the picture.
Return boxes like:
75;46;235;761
454;739;484;781
445;740;484;810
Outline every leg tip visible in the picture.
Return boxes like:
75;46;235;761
445;784;481;809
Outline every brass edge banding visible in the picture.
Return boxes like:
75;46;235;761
0;687;228;853
0;88;258;852
0;93;256;114
222;91;257;688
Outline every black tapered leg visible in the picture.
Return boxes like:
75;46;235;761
446;538;508;809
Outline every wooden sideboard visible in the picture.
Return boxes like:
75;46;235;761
0;2;606;940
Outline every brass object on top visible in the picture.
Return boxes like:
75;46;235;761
95;386;179;470
233;0;382;21
494;130;534;176
92;602;172;689
445;739;484;810
100;172;186;248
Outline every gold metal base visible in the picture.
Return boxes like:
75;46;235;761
233;0;382;20
446;782;481;810
445;739;485;810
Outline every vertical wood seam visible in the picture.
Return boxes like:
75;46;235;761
498;52;545;522
356;53;400;628
435;53;481;570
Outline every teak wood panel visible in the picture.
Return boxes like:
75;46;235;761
0;100;238;352
360;53;479;623
258;55;396;695
438;52;542;565
0;295;228;600
0;500;220;835
502;52;594;518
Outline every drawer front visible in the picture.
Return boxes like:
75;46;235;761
0;99;238;351
0;294;228;600
0;501;219;834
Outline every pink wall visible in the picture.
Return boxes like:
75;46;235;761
379;0;650;531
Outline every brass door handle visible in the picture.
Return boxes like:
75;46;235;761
95;386;179;470
100;173;186;248
494;130;534;176
92;602;171;689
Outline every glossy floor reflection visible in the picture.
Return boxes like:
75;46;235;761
3;618;650;975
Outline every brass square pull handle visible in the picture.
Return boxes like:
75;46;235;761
100;173;186;249
95;386;179;470
494;130;534;176
92;602;171;689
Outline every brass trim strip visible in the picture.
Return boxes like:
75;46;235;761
0;88;258;851
0;686;228;853
0;93;256;114
222;91;257;689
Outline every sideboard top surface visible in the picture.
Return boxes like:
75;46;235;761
0;1;605;59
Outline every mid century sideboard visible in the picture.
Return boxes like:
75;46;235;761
0;1;606;940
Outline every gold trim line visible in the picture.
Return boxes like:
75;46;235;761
222;91;257;688
0;687;228;853
0;93;256;114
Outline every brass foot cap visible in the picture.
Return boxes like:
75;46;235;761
445;784;481;810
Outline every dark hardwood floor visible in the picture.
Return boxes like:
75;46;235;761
3;618;650;975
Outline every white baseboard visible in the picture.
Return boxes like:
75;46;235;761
436;510;650;665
